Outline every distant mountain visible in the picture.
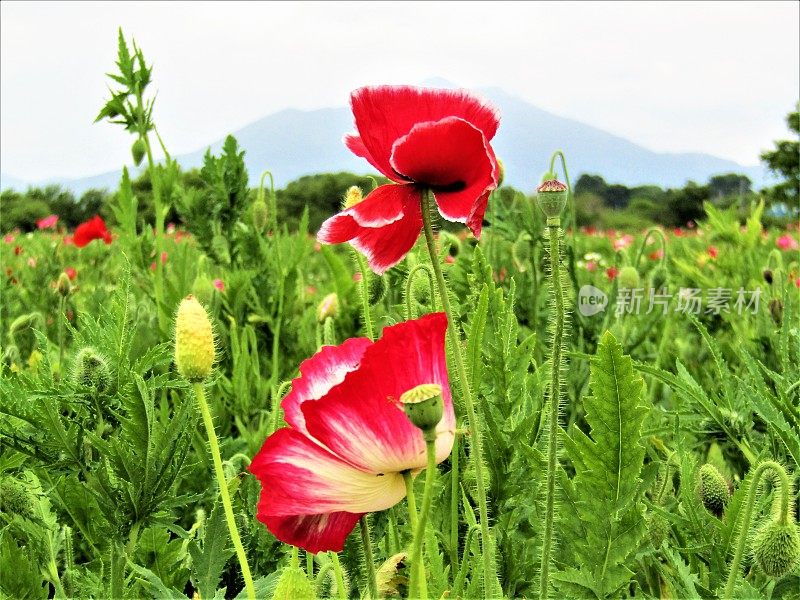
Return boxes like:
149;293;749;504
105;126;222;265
1;85;770;195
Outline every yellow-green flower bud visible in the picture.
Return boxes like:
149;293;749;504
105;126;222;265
55;272;73;297
496;158;505;187
131;138;146;166
342;186;363;210
752;521;800;578
251;199;268;232
618;266;640;290
174;296;215;383
317;293;339;323
192;274;216;307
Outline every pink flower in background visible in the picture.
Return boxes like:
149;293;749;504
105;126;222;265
3;234;14;243
613;235;634;251
353;272;363;282
306;285;318;296
166;222;176;234
65;267;77;281
795;277;800;288
36;215;59;230
63;236;74;246
213;279;225;292
27;257;37;268
707;246;718;259
776;234;798;251
586;261;598;272
445;255;455;264
686;220;696;229
649;249;664;261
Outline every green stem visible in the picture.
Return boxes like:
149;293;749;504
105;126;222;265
634;227;668;270
306;551;314;578
408;440;437;600
57;296;66;376
388;508;400;555
329;552;348;600
141;131;167;336
405;263;438;320
270;381;292;434
355;251;374;340
723;461;792;598
270;276;285;394
548;151;574;237
193;383;256;600
420;189;494;599
403;471;419;534
360;516;379;599
539;221;566;600
449;429;461;575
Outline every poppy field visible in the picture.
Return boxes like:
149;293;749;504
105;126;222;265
1;32;800;600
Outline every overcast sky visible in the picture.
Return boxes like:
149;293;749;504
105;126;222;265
1;1;798;182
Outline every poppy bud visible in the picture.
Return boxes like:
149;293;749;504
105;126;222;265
2;345;21;368
368;274;387;306
211;234;231;265
618;266;640;290
650;266;668;290
696;463;729;516
174;296;215;383
763;269;774;285
512;237;531;272
0;477;34;519
271;565;317;600
400;383;443;441
536;179;568;222
251;199;268;232
752;521;800;578
131;138;146;166
647;512;670;548
73;347;111;394
342;186;364;210
769;298;783;325
496;158;505;187
317;293;339;323
192;274;216;307
55;272;73;297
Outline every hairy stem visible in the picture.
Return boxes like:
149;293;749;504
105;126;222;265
539;221;566;600
355;251;375;340
449;429;461;575
330;552;348;600
57;296;66;376
360;516;379;599
420;189;494;599
723;460;792;598
407;440;437;600
193;383;256;600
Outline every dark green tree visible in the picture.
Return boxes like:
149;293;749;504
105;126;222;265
708;173;752;198
760;108;799;206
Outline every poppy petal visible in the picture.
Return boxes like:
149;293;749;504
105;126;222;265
389;117;497;237
282;337;372;434
261;512;363;554
349;86;500;180
318;184;423;275
302;313;455;474
249;428;407;516
344;133;405;183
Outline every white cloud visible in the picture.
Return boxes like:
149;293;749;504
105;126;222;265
1;0;797;181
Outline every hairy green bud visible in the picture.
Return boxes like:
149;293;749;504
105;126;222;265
536;179;568;221
73;347;111;394
251;199;268;232
769;298;783;326
496;158;505;187
368;274;387;306
512;236;532;272
272;565;316;600
618;266;640;290
697;463;729;516
648;512;670;548
192;274;216;308
174;296;215;383
650;266;668;290
763;269;774;285
752;521;800;578
211;234;231;265
0;477;34;518
55;272;73;297
131;138;146;166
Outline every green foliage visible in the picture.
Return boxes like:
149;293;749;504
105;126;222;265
554;331;648;599
760;108;800;206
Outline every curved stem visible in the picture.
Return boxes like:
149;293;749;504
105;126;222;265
355;251;374;340
408;440;437;600
548;151;574;237
57;296;66;376
359;516;379;599
723;461;792;598
405;263;438;320
192;383;256;600
634;227;668;270
270;380;292;434
539;221;566;600
420;189;494;599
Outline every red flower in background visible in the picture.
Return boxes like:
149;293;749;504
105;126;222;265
606;266;618;281
707;246;718;259
73;216;111;248
65;267;77;281
318;86;501;274
249;313;455;553
36;215;59;230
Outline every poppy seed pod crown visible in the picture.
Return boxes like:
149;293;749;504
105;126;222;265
537;179;568;223
175;296;215;383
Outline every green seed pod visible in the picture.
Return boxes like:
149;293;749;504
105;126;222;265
131;138;146;167
536;179;568;221
752;521;800;578
192;274;216;308
0;477;34;518
251;199;268;232
618;266;640;290
272;565;317;600
368;274;387;306
650;266;669;290
400;384;444;441
211;234;231;265
696;463;729;516
72;347;111;394
647;512;670;548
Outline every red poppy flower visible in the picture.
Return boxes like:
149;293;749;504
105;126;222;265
317;86;501;274
249;313;455;553
73;216;112;248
